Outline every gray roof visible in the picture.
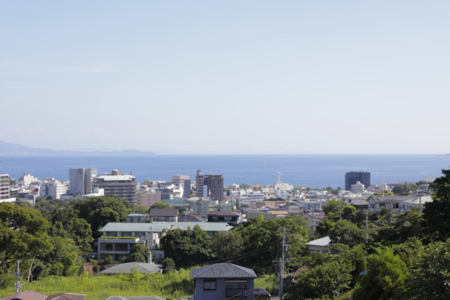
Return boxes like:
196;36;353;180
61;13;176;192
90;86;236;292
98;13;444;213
368;195;416;203
191;263;257;279
350;199;370;206
171;222;232;232
100;262;162;275
149;209;178;217
100;297;168;300
307;236;332;247
99;223;172;233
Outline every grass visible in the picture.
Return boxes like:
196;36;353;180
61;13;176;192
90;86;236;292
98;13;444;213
0;269;194;300
254;274;279;294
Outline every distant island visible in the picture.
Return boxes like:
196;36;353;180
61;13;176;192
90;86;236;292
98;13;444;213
0;140;154;156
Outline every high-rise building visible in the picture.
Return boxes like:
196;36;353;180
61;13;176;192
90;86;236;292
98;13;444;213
172;175;190;199
195;170;224;201
92;169;137;204
196;170;205;197
69;168;97;196
183;179;191;198
204;175;224;201
345;172;370;191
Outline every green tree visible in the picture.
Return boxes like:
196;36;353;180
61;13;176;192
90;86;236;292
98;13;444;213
129;253;146;263
287;261;353;300
422;168;450;241
130;244;150;262
235;215;309;274
150;202;172;210
315;218;336;237
160;225;212;268
210;231;244;259
0;203;52;270
352;248;409;300
130;204;151;214
398;240;450;299
328;220;366;247
162;258;176;273
72;195;130;238
377;210;423;245
392;184;411;195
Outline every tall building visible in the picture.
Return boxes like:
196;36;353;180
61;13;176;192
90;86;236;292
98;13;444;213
136;190;162;207
195;170;224;201
204;175;224;201
69;168;97;196
92;169;137;204
196;170;205;197
345;172;370;191
0;158;11;199
172;175;190;199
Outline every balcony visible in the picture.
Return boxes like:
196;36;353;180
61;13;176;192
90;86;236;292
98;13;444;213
99;237;140;244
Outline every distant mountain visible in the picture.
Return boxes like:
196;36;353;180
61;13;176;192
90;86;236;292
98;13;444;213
0;140;154;156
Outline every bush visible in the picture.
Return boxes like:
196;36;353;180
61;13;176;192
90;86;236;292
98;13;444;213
162;258;176;274
129;253;146;263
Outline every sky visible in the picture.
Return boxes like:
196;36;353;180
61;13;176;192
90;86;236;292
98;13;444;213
1;0;449;154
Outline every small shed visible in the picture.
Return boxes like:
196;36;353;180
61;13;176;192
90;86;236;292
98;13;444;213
306;236;332;253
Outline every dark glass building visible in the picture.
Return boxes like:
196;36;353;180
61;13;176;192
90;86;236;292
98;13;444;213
345;171;370;191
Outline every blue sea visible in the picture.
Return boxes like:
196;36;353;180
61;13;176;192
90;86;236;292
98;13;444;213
0;155;449;188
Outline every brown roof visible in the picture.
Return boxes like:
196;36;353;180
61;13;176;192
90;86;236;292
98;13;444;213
149;209;178;217
1;291;48;300
267;211;288;215
46;294;87;300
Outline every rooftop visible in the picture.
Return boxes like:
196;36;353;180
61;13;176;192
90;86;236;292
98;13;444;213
149;209;178;217
171;222;232;232
306;236;332;247
100;262;162;275
99;223;171;233
191;263;257;279
46;294;87;300
1;291;48;300
207;211;241;216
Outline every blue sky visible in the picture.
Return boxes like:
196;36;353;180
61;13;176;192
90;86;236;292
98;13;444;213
1;1;449;154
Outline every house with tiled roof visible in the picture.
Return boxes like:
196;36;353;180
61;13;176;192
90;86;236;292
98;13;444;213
191;263;257;300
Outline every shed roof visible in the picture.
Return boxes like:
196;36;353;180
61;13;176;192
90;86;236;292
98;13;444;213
46;294;87;300
100;262;162;275
191;263;257;279
207;211;240;216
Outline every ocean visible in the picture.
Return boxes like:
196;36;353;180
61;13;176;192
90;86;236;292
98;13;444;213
0;155;449;188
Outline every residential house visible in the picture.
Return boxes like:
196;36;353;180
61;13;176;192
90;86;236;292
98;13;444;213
207;211;243;225
171;222;232;237
306;236;332;253
367;195;432;213
191;263;257;300
149;209;179;222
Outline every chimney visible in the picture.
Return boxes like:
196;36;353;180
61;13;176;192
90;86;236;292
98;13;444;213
148;252;152;264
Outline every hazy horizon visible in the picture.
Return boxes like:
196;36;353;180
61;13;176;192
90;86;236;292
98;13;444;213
1;1;449;154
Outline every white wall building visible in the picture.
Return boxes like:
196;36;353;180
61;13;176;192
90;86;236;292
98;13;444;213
273;172;294;193
18;174;38;186
40;179;68;199
351;181;366;193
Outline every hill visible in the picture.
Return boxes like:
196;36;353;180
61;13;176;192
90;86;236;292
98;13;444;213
0;140;154;156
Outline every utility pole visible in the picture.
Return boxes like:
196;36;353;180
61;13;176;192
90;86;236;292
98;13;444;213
16;260;22;293
280;225;286;300
365;210;368;243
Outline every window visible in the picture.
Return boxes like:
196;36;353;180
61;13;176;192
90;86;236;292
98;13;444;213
204;279;216;290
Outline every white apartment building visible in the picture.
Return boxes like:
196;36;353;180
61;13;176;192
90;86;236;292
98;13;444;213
18;174;38;186
239;192;265;205
351;181;366;193
40;179;68;199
